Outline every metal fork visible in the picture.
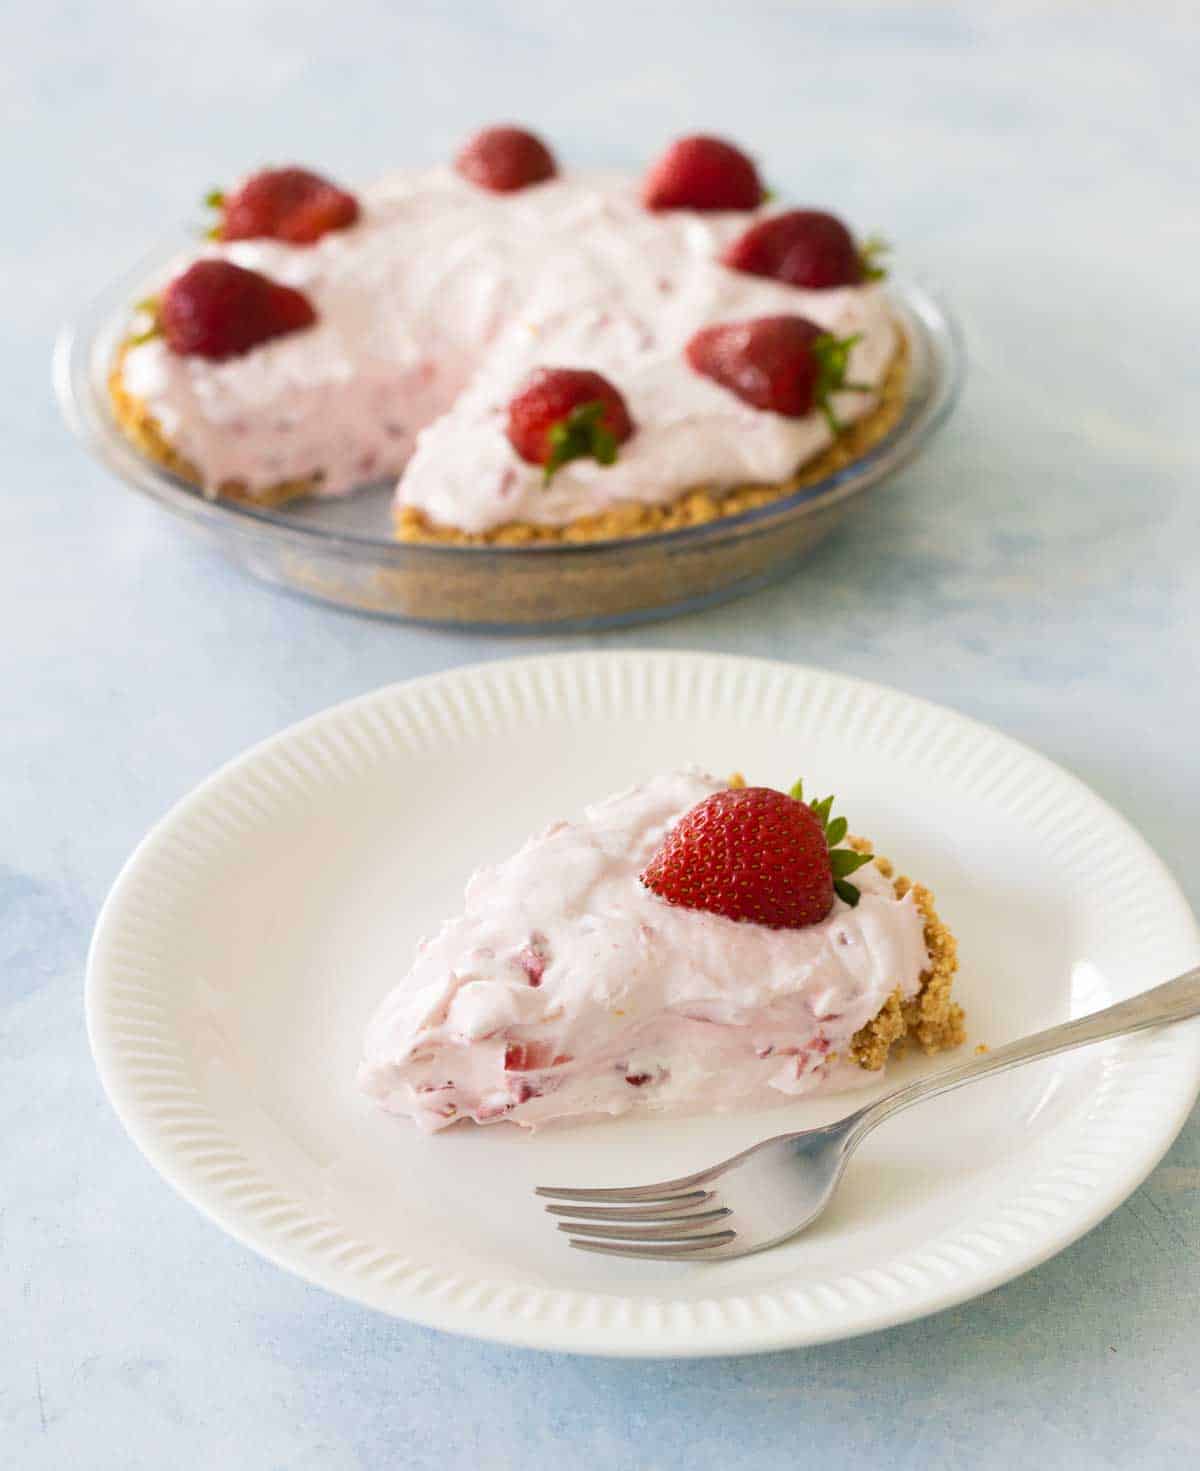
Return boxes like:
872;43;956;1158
537;967;1200;1261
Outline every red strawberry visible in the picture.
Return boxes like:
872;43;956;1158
685;314;868;431
455;125;558;193
516;933;550;986
504;1041;559;1071
641;782;873;930
159;260;317;361
641;135;763;211
722;210;881;289
215;167;360;245
506;368;634;481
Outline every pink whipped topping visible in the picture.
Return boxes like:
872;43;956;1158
121;170;897;532
359;769;929;1132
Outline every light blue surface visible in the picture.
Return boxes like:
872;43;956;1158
5;2;1200;1465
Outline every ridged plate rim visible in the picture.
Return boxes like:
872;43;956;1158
87;652;1200;1355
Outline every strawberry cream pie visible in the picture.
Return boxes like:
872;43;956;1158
359;770;962;1132
112;129;907;544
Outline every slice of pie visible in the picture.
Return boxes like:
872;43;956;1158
359;769;962;1131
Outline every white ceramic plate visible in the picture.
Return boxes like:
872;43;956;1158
88;652;1200;1356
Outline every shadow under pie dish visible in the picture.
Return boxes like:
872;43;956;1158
60;133;963;626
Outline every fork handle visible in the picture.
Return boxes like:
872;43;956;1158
847;964;1200;1143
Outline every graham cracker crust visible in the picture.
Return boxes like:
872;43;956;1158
847;840;964;1069
108;329;909;539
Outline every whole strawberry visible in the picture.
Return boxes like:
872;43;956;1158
212;167;360;245
722;209;886;290
157;260;317;360
641;781;872;930
685;314;869;431
506;368;634;481
455;125;558;193
641;135;763;211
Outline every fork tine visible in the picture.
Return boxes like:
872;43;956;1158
543;1192;716;1221
568;1230;737;1260
559;1209;732;1242
534;1174;701;1204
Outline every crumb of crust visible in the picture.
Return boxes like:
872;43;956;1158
975;1043;989;1055
109;329;907;529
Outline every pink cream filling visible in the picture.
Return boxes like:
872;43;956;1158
122;169;897;533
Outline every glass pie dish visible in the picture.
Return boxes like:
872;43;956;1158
55;248;964;631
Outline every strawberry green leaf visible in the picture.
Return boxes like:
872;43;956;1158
811;332;873;436
858;233;890;282
830;847;872;879
543;401;620;484
205;189;226;209
809;794;834;827
129;296;162;346
784;777;870;903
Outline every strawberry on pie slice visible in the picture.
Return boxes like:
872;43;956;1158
359;770;963;1132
